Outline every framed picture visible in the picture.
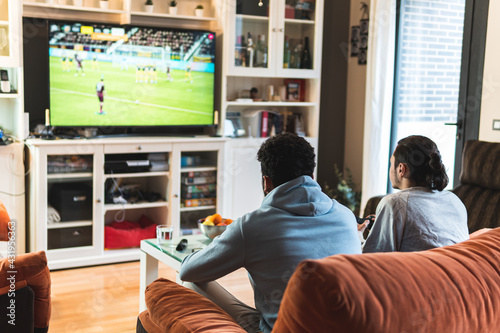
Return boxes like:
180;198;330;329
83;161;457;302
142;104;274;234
360;19;369;35
285;79;305;101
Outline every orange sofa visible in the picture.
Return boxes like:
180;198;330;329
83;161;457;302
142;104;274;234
0;251;51;333
137;228;500;333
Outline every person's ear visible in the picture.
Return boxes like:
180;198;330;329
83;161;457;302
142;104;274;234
399;163;409;177
263;176;274;195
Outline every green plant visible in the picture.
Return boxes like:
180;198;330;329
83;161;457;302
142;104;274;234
195;4;203;9
323;164;361;214
145;0;153;4
169;0;177;6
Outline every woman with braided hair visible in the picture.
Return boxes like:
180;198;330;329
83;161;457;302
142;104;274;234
362;135;469;253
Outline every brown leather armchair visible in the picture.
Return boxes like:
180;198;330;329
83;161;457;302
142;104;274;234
451;140;500;232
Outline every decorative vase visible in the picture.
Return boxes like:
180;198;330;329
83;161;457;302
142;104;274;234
99;1;109;10
169;6;177;15
194;8;204;17
73;0;83;6
145;4;154;13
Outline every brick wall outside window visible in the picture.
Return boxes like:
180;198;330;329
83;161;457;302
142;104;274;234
396;0;465;124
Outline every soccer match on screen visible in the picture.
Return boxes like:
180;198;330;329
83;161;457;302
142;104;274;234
48;22;216;127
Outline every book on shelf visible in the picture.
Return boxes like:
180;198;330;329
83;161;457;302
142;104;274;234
183;198;217;207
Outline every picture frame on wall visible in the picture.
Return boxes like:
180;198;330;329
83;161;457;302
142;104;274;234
351;26;360;57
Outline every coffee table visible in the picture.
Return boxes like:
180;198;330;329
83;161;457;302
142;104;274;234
139;234;212;311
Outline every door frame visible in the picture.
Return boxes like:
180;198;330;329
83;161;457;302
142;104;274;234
454;0;490;186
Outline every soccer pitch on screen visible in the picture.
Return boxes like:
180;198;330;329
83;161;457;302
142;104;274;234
49;56;215;127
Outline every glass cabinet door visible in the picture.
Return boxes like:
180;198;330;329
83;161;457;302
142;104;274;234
276;0;320;78
0;0;10;58
229;0;274;76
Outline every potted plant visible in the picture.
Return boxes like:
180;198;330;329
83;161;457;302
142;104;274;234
169;0;177;15
99;0;109;10
145;0;154;13
194;4;204;17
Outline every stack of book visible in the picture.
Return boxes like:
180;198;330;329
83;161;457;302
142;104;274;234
181;171;217;207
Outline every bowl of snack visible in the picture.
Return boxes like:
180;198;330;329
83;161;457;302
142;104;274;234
198;214;233;239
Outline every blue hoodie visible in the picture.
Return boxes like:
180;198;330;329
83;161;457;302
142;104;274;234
179;176;362;333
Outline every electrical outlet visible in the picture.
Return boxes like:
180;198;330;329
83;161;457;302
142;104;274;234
493;120;500;131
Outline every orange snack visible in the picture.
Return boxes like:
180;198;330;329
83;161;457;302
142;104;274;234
225;219;233;225
212;213;222;225
205;215;215;223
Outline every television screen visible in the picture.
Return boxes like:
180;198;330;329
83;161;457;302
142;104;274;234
48;21;216;127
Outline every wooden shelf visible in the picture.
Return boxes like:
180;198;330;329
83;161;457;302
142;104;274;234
104;171;169;179
180;166;217;173
235;14;268;21
23;2;126;14
284;18;315;25
225;101;317;107
47;220;92;229
130;11;217;21
0;93;19;99
180;205;216;212
105;201;168;211
47;172;93;180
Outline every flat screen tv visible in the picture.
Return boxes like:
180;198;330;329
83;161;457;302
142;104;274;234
47;20;216;129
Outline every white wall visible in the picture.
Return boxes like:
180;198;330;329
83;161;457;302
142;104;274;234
344;0;370;190
479;0;500;142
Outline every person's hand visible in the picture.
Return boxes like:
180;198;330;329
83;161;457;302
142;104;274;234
358;220;370;233
357;215;375;233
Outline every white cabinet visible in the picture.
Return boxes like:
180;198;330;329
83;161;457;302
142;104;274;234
27;137;226;269
225;0;323;78
0;0;21;67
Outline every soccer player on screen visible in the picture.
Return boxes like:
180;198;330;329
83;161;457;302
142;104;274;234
185;63;193;84
96;78;105;115
166;65;173;82
74;53;84;77
92;55;100;71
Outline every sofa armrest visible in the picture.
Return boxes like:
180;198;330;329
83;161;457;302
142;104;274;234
138;278;246;333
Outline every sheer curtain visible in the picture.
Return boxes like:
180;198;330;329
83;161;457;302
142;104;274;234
361;0;398;213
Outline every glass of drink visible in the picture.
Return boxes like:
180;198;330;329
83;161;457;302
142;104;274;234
156;225;175;247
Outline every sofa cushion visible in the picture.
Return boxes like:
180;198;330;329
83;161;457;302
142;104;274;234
0;200;10;241
274;228;500;333
460;140;500;190
139;278;246;333
0;251;51;329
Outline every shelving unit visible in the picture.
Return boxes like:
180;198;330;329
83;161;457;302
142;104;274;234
0;0;26;255
27;137;225;269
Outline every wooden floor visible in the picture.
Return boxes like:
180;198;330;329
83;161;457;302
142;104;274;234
49;262;254;332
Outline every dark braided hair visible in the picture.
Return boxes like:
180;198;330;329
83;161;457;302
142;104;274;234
257;133;316;187
393;135;449;191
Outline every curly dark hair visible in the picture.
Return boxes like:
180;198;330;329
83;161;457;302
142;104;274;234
257;133;316;187
393;135;449;191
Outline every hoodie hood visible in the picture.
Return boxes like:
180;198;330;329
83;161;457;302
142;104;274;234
262;176;333;216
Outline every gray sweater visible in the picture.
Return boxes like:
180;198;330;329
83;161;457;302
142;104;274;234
363;187;469;253
179;176;362;333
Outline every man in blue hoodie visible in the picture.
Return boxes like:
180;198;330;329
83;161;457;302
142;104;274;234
179;133;362;333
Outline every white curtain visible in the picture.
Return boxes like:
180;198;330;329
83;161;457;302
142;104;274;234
361;0;398;213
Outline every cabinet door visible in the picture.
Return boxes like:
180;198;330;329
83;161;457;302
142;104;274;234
0;0;21;67
33;144;104;262
227;0;276;77
171;142;225;236
275;0;323;78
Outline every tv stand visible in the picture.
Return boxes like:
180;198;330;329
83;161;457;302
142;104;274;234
26;137;226;269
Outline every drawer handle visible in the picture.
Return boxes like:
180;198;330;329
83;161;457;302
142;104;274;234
137;146;143;150
73;230;81;236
